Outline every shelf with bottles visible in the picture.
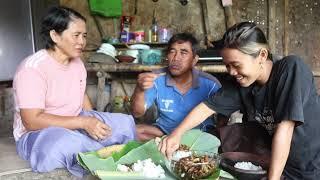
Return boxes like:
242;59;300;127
109;42;168;50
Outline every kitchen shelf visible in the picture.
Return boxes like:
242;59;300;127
111;42;168;49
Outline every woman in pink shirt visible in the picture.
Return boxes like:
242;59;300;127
13;6;135;177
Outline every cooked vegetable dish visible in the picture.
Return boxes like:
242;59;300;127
172;146;218;180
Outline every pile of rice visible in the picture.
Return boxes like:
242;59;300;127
171;150;192;161
234;161;263;171
117;158;165;179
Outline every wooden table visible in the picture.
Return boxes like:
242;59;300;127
85;62;227;111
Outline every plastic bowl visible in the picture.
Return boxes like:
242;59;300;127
220;152;270;180
139;49;163;65
167;151;220;180
115;55;136;63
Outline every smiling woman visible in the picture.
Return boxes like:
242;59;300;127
159;22;320;180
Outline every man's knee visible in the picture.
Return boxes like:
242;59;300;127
136;124;149;133
136;124;164;137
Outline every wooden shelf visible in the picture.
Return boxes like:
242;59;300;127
85;62;227;73
111;42;168;49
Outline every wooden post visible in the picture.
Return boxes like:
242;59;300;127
223;6;236;28
200;0;211;47
267;0;276;53
96;71;107;111
222;0;236;29
283;0;289;56
0;86;5;116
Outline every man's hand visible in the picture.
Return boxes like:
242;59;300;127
136;72;159;91
158;133;182;160
82;116;112;140
131;72;158;118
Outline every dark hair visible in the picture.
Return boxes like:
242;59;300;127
40;6;86;49
166;33;200;57
222;22;272;59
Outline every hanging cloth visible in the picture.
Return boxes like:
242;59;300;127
88;0;122;17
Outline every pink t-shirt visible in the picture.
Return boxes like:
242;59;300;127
13;49;87;141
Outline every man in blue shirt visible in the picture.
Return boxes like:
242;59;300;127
131;33;221;141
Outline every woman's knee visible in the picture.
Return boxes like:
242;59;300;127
35;127;83;155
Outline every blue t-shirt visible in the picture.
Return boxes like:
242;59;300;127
145;68;221;134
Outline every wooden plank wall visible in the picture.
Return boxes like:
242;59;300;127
61;0;320;90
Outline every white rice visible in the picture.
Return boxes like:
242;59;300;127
234;161;263;171
171;150;192;161
117;164;130;172
117;158;165;179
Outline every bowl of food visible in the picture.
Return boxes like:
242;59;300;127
116;50;139;63
167;145;220;180
115;55;136;63
220;152;270;180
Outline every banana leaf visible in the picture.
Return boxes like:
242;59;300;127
77;129;222;179
111;141;142;161
77;140;142;172
220;169;237;179
180;129;221;153
94;171;146;180
78;152;116;171
116;139;165;165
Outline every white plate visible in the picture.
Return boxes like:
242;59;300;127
129;44;150;50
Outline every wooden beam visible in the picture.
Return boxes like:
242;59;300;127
200;0;211;47
86;62;320;77
85;63;227;73
267;0;276;53
221;0;236;29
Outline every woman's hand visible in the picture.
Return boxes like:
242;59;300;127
82;116;112;140
158;132;182;160
268;120;295;180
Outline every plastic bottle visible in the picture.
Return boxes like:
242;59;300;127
151;17;158;43
145;26;152;43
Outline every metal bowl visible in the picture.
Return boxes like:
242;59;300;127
220;152;270;180
115;55;136;63
117;50;139;63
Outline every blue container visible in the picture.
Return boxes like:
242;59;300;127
139;49;163;65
